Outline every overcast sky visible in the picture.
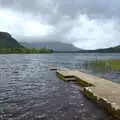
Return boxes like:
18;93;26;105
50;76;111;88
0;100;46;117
0;0;120;49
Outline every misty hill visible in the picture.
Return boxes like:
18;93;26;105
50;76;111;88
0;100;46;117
96;45;120;53
79;45;120;53
1;31;119;53
22;41;120;53
0;32;24;48
22;42;81;51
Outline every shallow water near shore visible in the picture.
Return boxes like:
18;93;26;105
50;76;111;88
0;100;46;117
0;53;119;120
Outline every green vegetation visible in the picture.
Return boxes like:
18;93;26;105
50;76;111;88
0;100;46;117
94;46;120;53
79;45;120;53
0;32;53;54
89;60;120;71
0;32;24;48
0;48;53;54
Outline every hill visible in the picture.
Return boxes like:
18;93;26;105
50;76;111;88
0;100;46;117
0;32;52;53
79;45;120;53
0;32;24;48
22;41;120;53
22;41;81;51
0;32;119;53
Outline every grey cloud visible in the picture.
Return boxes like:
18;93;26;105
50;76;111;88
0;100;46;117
54;0;120;19
0;0;56;20
0;0;120;49
1;0;120;22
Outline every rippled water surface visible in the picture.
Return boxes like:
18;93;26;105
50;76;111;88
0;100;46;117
0;53;119;120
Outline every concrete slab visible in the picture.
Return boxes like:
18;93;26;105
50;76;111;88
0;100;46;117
56;69;120;119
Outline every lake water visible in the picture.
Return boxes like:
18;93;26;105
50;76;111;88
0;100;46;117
0;53;119;120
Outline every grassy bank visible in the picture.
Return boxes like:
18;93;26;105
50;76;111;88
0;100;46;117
0;48;53;54
89;60;120;71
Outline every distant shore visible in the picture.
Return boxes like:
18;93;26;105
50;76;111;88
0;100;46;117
0;48;120;54
0;48;53;54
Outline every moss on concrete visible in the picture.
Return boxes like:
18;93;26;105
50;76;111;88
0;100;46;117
84;87;120;120
84;88;98;102
56;72;76;81
75;77;93;87
56;72;66;81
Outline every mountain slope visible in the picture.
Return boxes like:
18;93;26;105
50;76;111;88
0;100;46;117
79;45;120;53
22;41;81;51
96;45;120;53
22;41;120;53
0;32;24;48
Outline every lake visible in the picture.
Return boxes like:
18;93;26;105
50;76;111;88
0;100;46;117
0;53;119;120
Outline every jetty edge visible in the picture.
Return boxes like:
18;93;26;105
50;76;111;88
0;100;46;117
56;69;120;119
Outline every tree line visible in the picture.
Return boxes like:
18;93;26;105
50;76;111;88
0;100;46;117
0;48;53;54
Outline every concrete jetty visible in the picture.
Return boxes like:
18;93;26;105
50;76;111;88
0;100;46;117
56;69;120;119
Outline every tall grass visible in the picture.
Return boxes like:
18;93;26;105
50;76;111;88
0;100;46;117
89;60;120;71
